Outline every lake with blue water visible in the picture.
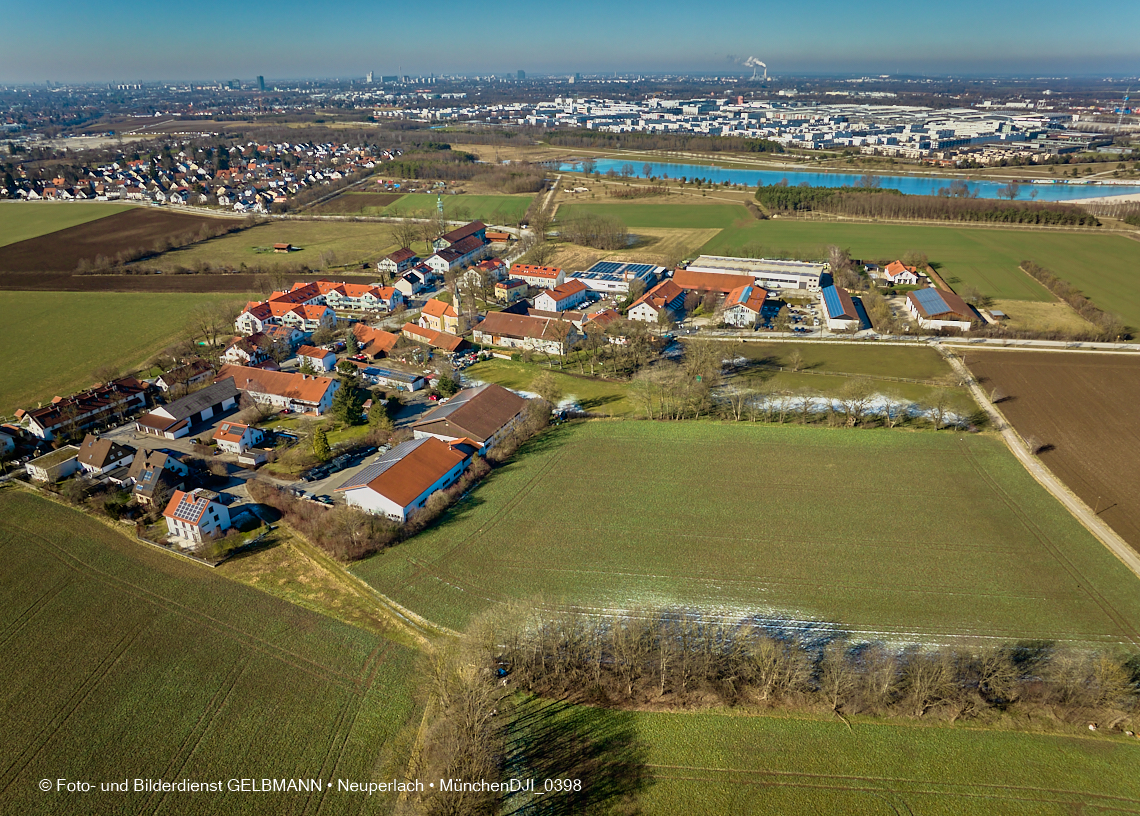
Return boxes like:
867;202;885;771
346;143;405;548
557;158;1140;202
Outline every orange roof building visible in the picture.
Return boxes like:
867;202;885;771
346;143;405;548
215;365;339;414
335;437;473;522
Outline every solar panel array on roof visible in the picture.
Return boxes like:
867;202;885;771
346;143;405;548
172;493;203;522
589;261;623;276
912;287;950;315
624;264;655;275
822;285;853;319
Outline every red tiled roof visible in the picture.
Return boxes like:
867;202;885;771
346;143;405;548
422;298;458;319
672;269;755;293
216;365;336;406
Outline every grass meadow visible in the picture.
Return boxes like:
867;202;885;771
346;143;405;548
382;193;534;224
557;201;751;230
0;291;250;416
0;202;132;247
353;421;1140;644
464;358;637;416
0;489;417;816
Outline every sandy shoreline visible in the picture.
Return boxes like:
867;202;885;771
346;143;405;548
1061;192;1140;205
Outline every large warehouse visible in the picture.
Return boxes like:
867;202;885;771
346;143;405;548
685;255;827;291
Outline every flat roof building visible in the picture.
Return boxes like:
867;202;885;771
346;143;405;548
686;255;827;291
570;261;663;294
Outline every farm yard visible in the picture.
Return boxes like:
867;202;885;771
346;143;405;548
0;202;133;247
380;193;535;224
0;207;231;273
353;421;1140;643
966;350;1140;554
0;490;417;816
0;291;249;416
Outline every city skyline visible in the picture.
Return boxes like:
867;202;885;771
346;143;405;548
3;0;1138;84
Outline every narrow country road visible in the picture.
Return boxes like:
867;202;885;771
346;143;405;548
937;345;1140;580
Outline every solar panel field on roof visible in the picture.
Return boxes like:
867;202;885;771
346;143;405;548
173;494;202;521
625;263;655;275
912;287;948;314
587;261;623;276
822;285;846;318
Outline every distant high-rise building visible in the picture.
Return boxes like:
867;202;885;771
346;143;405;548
257;75;265;91
517;70;525;80
569;73;581;84
366;71;374;83
381;75;398;83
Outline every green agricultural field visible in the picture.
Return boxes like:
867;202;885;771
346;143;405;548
701;221;1140;324
576;706;1140;815
354;421;1140;643
136;220;400;272
0;291;249;416
0;202;132;247
0;489;417;816
464;358;636;416
382;193;534;224
557;201;752;230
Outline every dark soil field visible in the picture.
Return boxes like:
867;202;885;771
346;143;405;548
0;270;376;293
311;192;403;214
0;208;230;272
967;350;1140;552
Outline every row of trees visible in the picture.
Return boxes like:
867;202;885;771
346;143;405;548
546;129;783;155
557;212;630;250
1021;261;1131;340
473;603;1140;725
74;218;252;273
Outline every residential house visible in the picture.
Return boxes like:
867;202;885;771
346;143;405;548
495;279;528;303
296;345;337;372
907;289;975;331
322;282;403;313
335;437;473;522
135;378;240;439
352;324;400;359
216;365;339;414
412;383;527;453
352;364;427;392
25;446;81;483
127;450;190;506
722;284;769;329
425;234;490;275
471;311;579;355
164;488;232;545
431;220;487;251
156;359;215;393
223;334;272;366
821;285;863;331
534;279;590;313
509;264;565;288
378;248;419;279
395;268;431;298
17;378;149;441
76;434;136;477
213;421;265;454
882;260;925;286
401;323;469;353
628;280;686;323
419;298;462;334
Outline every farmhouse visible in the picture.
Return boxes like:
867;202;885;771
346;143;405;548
352;323;400;358
722;284;769;329
907;288;975;331
685;255;826;291
135;378;240;439
335;436;473;522
25;446;81;483
378;247;419;278
76;434;136;476
432;220;487;251
216;365;339;414
495;279;528;303
509;264;565;288
821;285;863;331
419;298;462;334
213;421;265;454
881;260;925;286
412;383;528;453
472;311;579;355
426;235;491;275
401;323;469;353
628;279;685;323
164;488;232;545
570;261;662;295
295;345;337;372
534;279;590;313
17;377;149;441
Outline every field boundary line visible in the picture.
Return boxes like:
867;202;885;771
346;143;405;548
943;347;1140;582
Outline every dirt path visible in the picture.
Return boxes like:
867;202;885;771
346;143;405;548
937;346;1140;580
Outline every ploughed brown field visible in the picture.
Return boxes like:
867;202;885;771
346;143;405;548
0;271;377;293
310;192;403;213
967;350;1140;553
0;208;230;272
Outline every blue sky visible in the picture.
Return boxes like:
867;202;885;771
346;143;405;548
4;0;1138;82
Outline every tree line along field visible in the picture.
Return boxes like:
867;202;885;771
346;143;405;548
0;291;250;417
0;202;133;247
0;490;417;816
353;421;1140;645
380;192;534;223
966;350;1140;554
622;707;1140;814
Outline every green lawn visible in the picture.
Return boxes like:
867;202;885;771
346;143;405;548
558;201;752;230
700;221;1140;321
382;193;534;224
0;291;250;416
0;489;417;816
622;707;1140;814
354;421;1140;643
135;220;401;272
729;341;953;381
0;202;132;247
464;358;636;416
